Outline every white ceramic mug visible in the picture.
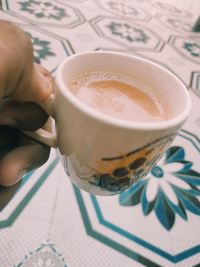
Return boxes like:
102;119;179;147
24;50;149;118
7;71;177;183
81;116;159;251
28;51;191;196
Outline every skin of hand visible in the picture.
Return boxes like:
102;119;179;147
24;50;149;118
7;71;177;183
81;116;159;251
0;20;54;186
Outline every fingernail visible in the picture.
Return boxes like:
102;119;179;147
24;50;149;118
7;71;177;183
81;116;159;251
17;168;27;180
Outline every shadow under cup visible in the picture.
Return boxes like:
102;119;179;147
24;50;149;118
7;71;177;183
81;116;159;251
55;52;191;196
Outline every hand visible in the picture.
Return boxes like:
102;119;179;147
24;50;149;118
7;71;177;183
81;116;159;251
0;21;54;186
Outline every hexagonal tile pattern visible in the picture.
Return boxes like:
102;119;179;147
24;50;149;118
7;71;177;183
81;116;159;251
2;0;85;28
73;130;200;265
0;155;59;229
94;0;151;22
90;16;164;51
190;71;200;97
19;26;73;73
168;35;200;64
156;14;193;33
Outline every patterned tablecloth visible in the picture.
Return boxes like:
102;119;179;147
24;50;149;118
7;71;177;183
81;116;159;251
0;0;200;266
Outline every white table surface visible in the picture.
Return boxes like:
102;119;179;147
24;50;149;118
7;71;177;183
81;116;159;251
0;0;200;266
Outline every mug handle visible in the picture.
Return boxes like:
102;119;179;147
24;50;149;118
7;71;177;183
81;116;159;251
22;94;57;148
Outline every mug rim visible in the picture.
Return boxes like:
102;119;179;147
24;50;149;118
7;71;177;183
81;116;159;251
55;51;191;130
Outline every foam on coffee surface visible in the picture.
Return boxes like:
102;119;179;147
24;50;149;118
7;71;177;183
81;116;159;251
68;71;169;123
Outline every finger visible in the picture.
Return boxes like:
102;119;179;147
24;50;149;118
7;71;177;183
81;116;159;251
0;21;54;103
0;182;21;211
10;63;54;103
0;20;32;98
0;99;48;130
0;134;50;186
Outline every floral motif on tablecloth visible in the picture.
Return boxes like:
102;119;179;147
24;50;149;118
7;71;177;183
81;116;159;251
107;1;139;16
28;33;56;64
119;146;200;230
155;2;186;15
183;42;200;58
166;18;191;32
15;243;67;267
107;22;149;43
19;0;68;20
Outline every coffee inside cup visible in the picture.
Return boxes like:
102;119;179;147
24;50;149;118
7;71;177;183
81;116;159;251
67;71;170;123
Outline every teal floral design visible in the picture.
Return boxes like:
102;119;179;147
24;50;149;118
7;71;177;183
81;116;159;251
107;22;149;43
28;33;56;64
19;0;68;20
119;146;200;230
183;42;200;58
107;2;139;16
